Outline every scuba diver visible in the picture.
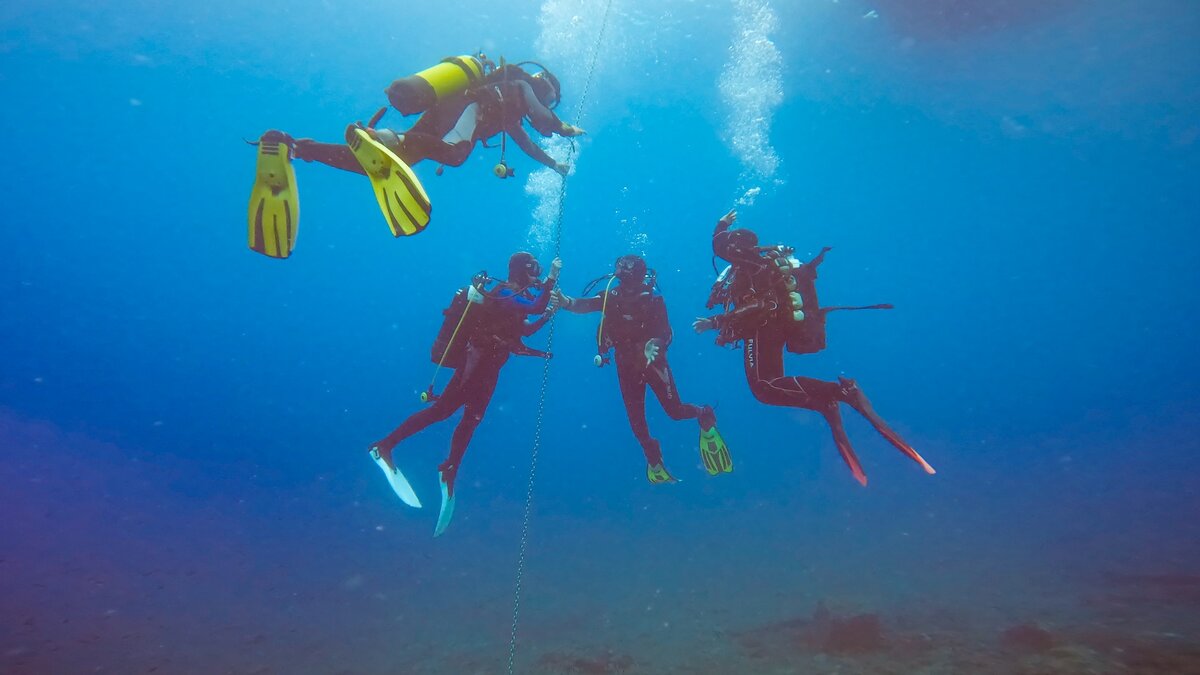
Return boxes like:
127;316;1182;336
248;54;585;259
693;210;937;486
323;59;582;175
554;255;733;484
368;252;562;536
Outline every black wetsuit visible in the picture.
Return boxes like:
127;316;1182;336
396;64;568;169
567;282;711;467
373;280;554;494
292;65;569;174
705;218;932;485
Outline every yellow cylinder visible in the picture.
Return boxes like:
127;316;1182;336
386;55;485;116
417;56;484;98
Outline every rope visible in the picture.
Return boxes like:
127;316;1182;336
506;2;615;673
424;291;475;401
594;276;618;360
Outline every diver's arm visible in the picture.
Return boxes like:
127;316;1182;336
491;286;547;313
495;285;554;315
693;298;769;334
508;124;561;172
555;290;604;314
523;312;552;336
491;260;561;315
806;246;832;271
714;209;737;237
718;299;769;327
512;79;580;138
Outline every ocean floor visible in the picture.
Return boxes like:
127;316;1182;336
3;411;1198;674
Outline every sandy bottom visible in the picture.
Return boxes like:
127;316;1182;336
3;412;1197;674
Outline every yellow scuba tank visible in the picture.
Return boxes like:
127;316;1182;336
385;54;487;116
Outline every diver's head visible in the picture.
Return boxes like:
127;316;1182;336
614;254;649;286
508;251;541;286
530;69;561;109
713;227;760;265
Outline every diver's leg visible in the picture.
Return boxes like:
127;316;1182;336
838;377;936;474
742;324;845;409
438;352;506;495
616;356;662;466
370;351;478;465
743;325;830;409
646;355;705;423
291;138;367;175
398;132;472;167
821;402;869;486
370;385;463;467
742;325;870;484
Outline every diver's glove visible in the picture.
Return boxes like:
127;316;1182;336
692;317;718;334
551;288;574;310
644;339;662;366
554;162;571;176
561;123;587;137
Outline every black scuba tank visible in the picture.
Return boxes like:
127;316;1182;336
784;262;828;355
429;286;483;369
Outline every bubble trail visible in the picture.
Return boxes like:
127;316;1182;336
719;0;784;204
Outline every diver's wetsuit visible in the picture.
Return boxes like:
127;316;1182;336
704;218;934;485
372;277;554;495
392;64;569;169
565;282;713;467
291;65;572;174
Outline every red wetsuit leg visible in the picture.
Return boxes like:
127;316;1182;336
616;352;663;466
645;353;705;423
291;139;366;174
820;403;869;486
370;346;484;464
742;323;869;485
838;377;936;474
438;348;508;497
398;131;471;167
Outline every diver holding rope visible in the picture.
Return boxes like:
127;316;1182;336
277;57;585;178
368;252;562;536
247;54;586;257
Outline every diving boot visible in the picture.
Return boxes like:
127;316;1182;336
646;462;678;485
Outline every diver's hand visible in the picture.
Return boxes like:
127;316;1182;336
346;122;378;141
561;123;587;137
719;209;738;227
692;317;717;334
644;339;662;366
551;288;574;310
554;162;570;176
548;257;563;282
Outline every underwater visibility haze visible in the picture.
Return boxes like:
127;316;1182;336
2;0;1199;673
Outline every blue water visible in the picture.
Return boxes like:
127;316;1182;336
3;1;1199;673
